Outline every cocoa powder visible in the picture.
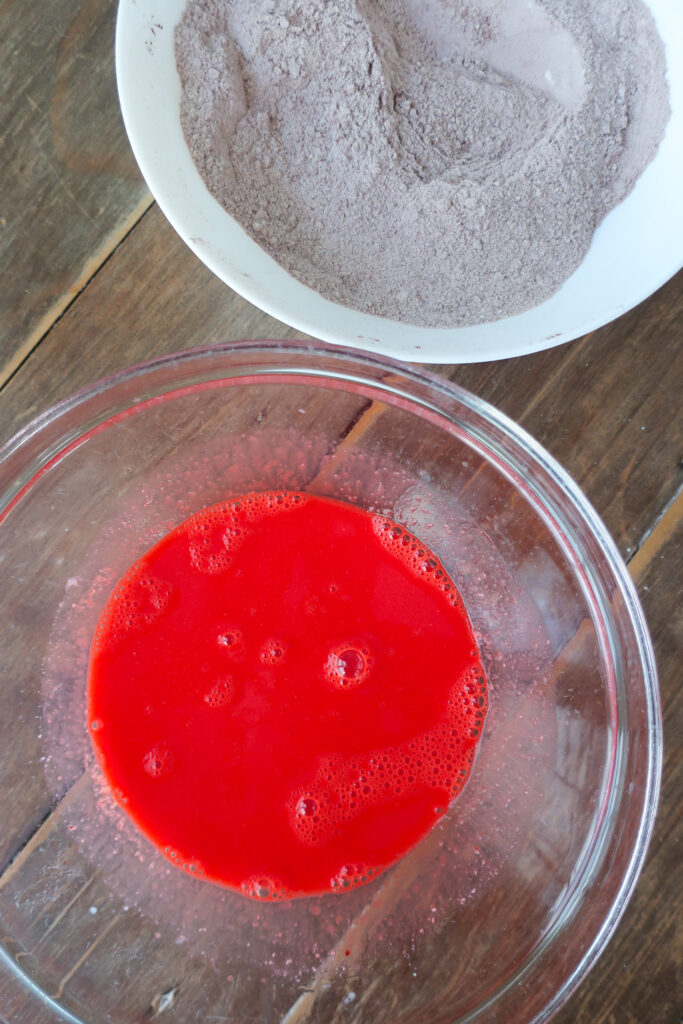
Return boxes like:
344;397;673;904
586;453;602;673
175;0;669;328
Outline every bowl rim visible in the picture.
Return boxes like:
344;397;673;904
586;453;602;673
114;0;683;363
0;339;662;1023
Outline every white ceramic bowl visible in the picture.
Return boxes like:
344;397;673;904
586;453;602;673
116;0;683;363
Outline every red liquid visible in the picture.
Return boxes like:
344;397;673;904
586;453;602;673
88;492;488;899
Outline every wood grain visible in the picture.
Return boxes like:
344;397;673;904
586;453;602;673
0;0;681;1017
0;0;150;384
0;204;309;444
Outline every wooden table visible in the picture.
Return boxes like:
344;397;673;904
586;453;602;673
0;3;680;1022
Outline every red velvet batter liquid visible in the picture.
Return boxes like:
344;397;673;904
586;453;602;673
87;492;488;899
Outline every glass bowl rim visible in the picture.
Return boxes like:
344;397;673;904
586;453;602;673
0;338;661;1024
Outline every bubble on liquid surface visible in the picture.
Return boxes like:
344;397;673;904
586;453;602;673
216;627;245;657
241;875;289;901
187;514;236;575
259;639;287;665
142;745;174;778
286;658;489;855
287;785;330;847
330;863;377;892
295;796;318;818
324;643;372;689
203;677;235;709
93;571;175;648
371;516;464;611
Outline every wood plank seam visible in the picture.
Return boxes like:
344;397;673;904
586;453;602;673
0;776;89;889
628;485;683;581
0;196;154;395
52;912;121;1001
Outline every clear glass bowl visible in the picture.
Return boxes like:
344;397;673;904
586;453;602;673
0;341;660;1023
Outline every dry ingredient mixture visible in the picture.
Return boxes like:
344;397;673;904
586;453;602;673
175;0;669;328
